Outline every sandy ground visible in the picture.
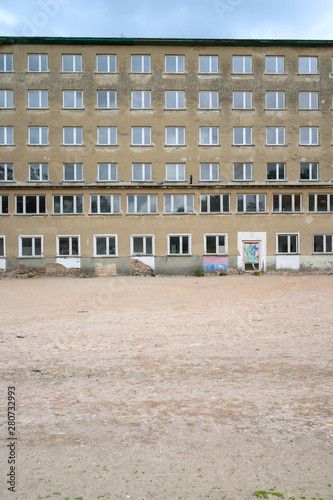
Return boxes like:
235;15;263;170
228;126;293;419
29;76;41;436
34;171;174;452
0;274;332;500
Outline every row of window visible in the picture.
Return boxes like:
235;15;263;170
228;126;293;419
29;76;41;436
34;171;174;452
1;233;332;258
0;54;326;75
0;126;324;146
0;193;332;215
0;89;326;111
0;162;323;183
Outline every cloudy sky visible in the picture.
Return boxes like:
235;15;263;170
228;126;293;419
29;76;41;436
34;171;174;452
0;0;333;39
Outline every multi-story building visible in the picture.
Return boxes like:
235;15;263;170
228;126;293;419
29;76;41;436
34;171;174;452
0;36;332;275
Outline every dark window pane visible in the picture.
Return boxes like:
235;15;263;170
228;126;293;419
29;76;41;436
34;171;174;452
59;238;70;255
182;236;189;254
206;236;216;254
71;238;79;256
314;235;323;253
96;237;106;255
133;237;144;253
146;237;153;255
210;195;221;213
170;237;179;254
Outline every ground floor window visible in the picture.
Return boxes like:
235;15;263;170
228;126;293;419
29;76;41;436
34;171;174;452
94;235;117;256
19;236;42;257
205;234;227;254
131;235;154;255
0;195;8;214
168;235;190;255
0;236;4;256
313;234;333;253
277;234;299;254
57;236;79;256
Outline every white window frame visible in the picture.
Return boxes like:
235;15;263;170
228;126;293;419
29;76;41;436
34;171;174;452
308;194;333;213
165;55;185;73
165;91;185;109
273;194;302;213
28;54;47;72
0;90;13;108
96;55;116;73
266;91;285;110
199;91;218;109
277;233;299;254
299;56;317;74
29;163;48;182
19;236;43;257
299;92;318;110
28;90;48;109
233;55;252;74
94;234;118;257
97;91;117;109
165;127;185;146
165;163;185;182
0;163;14;182
233;127;252;146
237;194;266;213
90;195;121;214
63;90;83;109
97;163;117;182
0;127;14;145
267;163;285;181
265;56;284;74
0;196;9;214
131;127;151;146
0;236;5;257
200;163;219;181
131;91;151;109
131;55;151;73
168;234;191;255
63;163;83;181
164;194;194;214
63;127;83;145
266;127;285;146
56;235;80;257
300;127;318;145
132;163;152;182
131;235;154;256
233;163;252;181
16;195;46;215
300;162;318;181
0;54;13;72
62;54;82;72
127;195;157;214
313;234;333;254
204;234;228;255
233;91;252;109
53;195;83;214
199;127;219;145
200;194;230;213
199;55;218;74
97;127;117;146
28;127;48;145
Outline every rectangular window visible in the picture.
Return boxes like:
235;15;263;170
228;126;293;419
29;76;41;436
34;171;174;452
277;234;298;254
166;163;185;181
300;127;318;145
199;55;218;74
199;127;219;145
300;162;318;180
0;196;9;214
57;236;79;257
16;195;46;214
233;163;252;181
29;127;48;145
237;194;266;213
94;235;117;256
299;56;317;74
308;194;333;212
233;127;252;145
265;56;284;74
63;163;83;181
0;236;5;256
0;54;13;72
299;92;318;109
63;127;82;145
132;163;152;181
200;163;219;181
19;236;42;257
28;54;47;72
205;234;227;254
53;195;83;214
165;55;184;73
168;235;190;255
63;90;83;109
273;194;301;212
28;90;48;108
199;91;218;109
96;55;116;73
131;235;154;255
266;92;285;109
98;163;117;181
29;163;48;182
0;163;14;181
90;195;120;214
164;194;194;213
200;195;229;213
97;91;116;109
233;91;252;109
266;127;285;145
165;91;185;109
233;55;252;73
267;163;285;181
131;55;150;73
0;90;13;108
131;91;151;109
127;195;157;214
62;54;82;72
132;127;151;146
313;234;333;253
165;127;185;146
0;127;13;145
97;127;117;145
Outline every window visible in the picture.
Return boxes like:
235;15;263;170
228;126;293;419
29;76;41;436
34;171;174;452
16;195;46;214
90;195;120;214
0;196;9;214
205;235;227;254
98;163;117;181
199;91;218;109
96;55;116;73
168;235;190;255
94;235;117;256
29;163;48;182
97;127;117;145
57;236;79;256
313;234;333;253
266;92;285;109
62;54;82;72
132;127;151;146
267;163;285;181
28;54;47;72
233;91;252;109
233;127;252;145
131;55;150;73
19;236;42;257
131;235;154;255
53;195;83;214
0;236;5;256
0;54;13;72
299;56;317;74
164;194;194;213
63;163;83;181
199;55;218;73
237;194;266;213
273;194;301;212
300;127;318;145
265;56;284;74
165;91;185;109
300;162;318;180
132;163;152;181
28;90;48;108
97;91;116;109
0;90;13;108
200;195;229;213
233;163;252;181
199;127;219;145
266;127;285;145
127;195;157;214
0;163;14;181
165;55;184;73
29;127;48;145
131;91;151;109
308;194;333;212
63;90;83;109
233;56;252;73
0;127;13;145
299;92;318;110
165;127;185;146
277;234;298;254
200;163;219;181
166;163;185;181
63;127;83;145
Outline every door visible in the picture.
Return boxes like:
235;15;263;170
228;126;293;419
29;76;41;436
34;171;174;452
243;241;261;271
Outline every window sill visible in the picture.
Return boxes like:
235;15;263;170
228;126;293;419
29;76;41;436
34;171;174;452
168;254;192;257
95;144;119;147
52;213;84;216
131;144;154;147
0;107;16;111
27;144;50;147
299;179;319;182
272;211;303;214
298;108;320;111
126;213;158;216
60;71;84;75
298;144;320;147
265;108;286;111
231;72;254;75
62;107;86;110
297;73;319;76
26;107;50;111
61;144;85;147
232;108;254;111
266;179;286;182
131;108;154;111
232;179;253;182
15;213;47;216
0;180;15;183
198;73;220;76
94;254;118;257
197;108;221;111
61;180;85;183
164;72;187;75
237;212;268;215
25;71;50;74
94;72;118;75
95;107;118;111
0;144;15;147
89;213;121;216
19;255;43;258
131;180;154;183
163;108;187;111
232;144;254;147
164;212;195;215
265;144;288;147
130;72;152;75
264;72;286;76
199;144;221;147
200;212;231;215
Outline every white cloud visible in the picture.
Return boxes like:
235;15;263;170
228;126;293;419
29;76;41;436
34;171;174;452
0;8;19;26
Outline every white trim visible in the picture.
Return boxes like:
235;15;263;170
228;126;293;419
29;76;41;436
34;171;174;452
130;234;155;256
204;233;228;255
19;235;43;258
94;234;118;257
168;234;191;255
56;235;80;257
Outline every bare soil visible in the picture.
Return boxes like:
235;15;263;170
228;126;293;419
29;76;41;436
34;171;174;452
0;275;332;500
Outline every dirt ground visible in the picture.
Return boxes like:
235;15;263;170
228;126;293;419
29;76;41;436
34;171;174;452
0;274;332;500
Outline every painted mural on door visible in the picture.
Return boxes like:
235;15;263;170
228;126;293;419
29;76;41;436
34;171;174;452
243;241;260;271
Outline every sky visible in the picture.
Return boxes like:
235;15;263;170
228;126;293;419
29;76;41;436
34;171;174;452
0;0;333;40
